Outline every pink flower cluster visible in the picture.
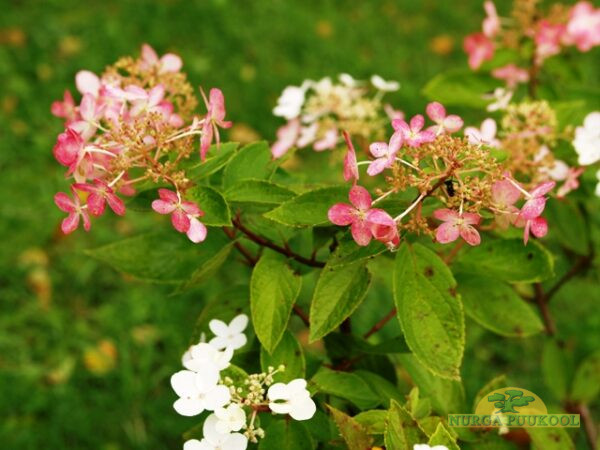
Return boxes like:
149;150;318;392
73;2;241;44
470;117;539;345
51;44;231;243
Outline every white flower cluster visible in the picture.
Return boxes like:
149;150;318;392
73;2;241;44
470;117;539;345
571;112;600;197
171;314;316;450
271;74;401;158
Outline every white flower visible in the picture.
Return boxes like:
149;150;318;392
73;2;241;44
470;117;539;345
413;445;449;450
273;85;307;120
573;111;600;165
485;87;513;112
214;404;246;433
208;314;249;351
183;343;233;373
371;74;400;92
339;73;359;87
535;145;570;180
171;370;231;416
267;378;316;421
186;414;248;450
464;118;500;147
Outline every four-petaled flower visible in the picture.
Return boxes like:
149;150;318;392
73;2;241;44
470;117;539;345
267;379;317;421
433;209;482;246
200;88;233;160
183;343;233;373
426;102;464;135
184;414;248;450
151;189;207;243
208;314;249;351
170;369;231;416
491;64;529;89
73;179;125;217
367;132;403;176
512;180;555;244
464;118;499;147
392;114;436;148
463;32;494;70
491;180;521;229
140;43;183;74
54;188;91;234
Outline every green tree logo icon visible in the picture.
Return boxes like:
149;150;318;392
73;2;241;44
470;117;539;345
488;390;535;413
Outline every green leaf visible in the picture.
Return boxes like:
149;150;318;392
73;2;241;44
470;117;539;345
571;350;600;403
353;410;388;435
355;370;404;408
86;231;231;284
309;260;371;342
398;354;465;416
250;251;302;353
260;331;305;382
312;367;380;410
527;428;574;450
223;141;276;188
429;422;460;450
188;185;231;226
327;405;373;450
393;243;464;380
455;274;543;337
179;241;234;290
422;69;498;108
225;179;296;205
264;186;348;227
406;387;432;420
327;235;388;267
454;238;554;283
187;142;239;180
384;400;428;450
259;420;315;450
545;200;589;255
542;340;569;402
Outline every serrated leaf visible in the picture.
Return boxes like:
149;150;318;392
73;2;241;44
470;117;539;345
355;370;404;408
312;367;380;410
456;274;543;337
179;241;234;290
260;331;305;382
327;405;373;450
384;400;428;450
429;423;459;450
86;231;230;284
571;350;600;403
188;185;231;226
264;186;348;227
259;420;315;450
225;179;296;205
250;251;302;353
353;410;388;435
454;238;554;283
527;428;574;450
223;141;276;188
423;69;498;108
393;243;464;380
327;235;387;267
309;260;371;342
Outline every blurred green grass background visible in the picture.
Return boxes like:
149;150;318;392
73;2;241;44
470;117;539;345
3;1;597;449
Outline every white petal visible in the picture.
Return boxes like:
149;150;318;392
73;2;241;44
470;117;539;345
183;439;204;450
286;379;308;396
223;433;248;450
583;111;600;131
203;414;227;444
215;419;232;434
267;383;289;401
203;385;231;410
289;396;317;421
194;368;220;393
209;319;229;337
215;347;233;370
171;370;199;397
208;336;229;351
228;314;249;333
174;398;204;416
229;333;247;351
268;401;291;415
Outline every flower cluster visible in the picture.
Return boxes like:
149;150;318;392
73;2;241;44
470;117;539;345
172;314;316;449
328;101;560;247
271;74;401;158
51;44;232;242
464;1;600;72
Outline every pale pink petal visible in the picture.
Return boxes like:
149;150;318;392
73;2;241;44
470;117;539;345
182;201;201;216
148;84;165;106
436;222;460;244
460;225;481;245
530;181;555;197
152;199;176;215
417;129;436;144
328;204;354;226
443;115;464;133
366;158;389;176
530;217;548;238
520;197;547;220
272;119;300;159
426;102;446;123
492;180;521;205
410;114;425;131
158;188;179;203
369;142;388;158
75;70;100;96
209;88;226;121
481;118;497;141
54;192;75;212
313;128;338;151
349;185;372;210
187;217;207;243
87;192;106;216
200;122;213;160
342;131;359;182
391;119;410;134
462;212;481;225
79;94;96;121
106;193;126;216
141;43;159;64
61;212;80;234
172;209;191;233
523;221;531;245
433;208;459;221
388;131;403;153
160;53;183;72
351;220;372;246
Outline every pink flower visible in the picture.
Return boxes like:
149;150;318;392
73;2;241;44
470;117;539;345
342;131;359;183
535;21;565;61
367;132;402;176
565;2;600;52
367;209;400;247
519;181;555;221
425;102;464;135
328;185;388;246
54;188;91;234
313;128;338;151
464;118;499;147
392;115;435;148
271;119;300;159
384;104;405;122
556;167;584;198
75;70;101;97
69;93;104;140
433;209;482;246
491;180;521;228
521;217;548;245
491;64;529;89
140;43;183;73
482;1;500;38
53;128;84;167
152;189;206;243
200;88;232;160
127;85;166;117
51;90;77;125
463;32;494;70
73;179;126;217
